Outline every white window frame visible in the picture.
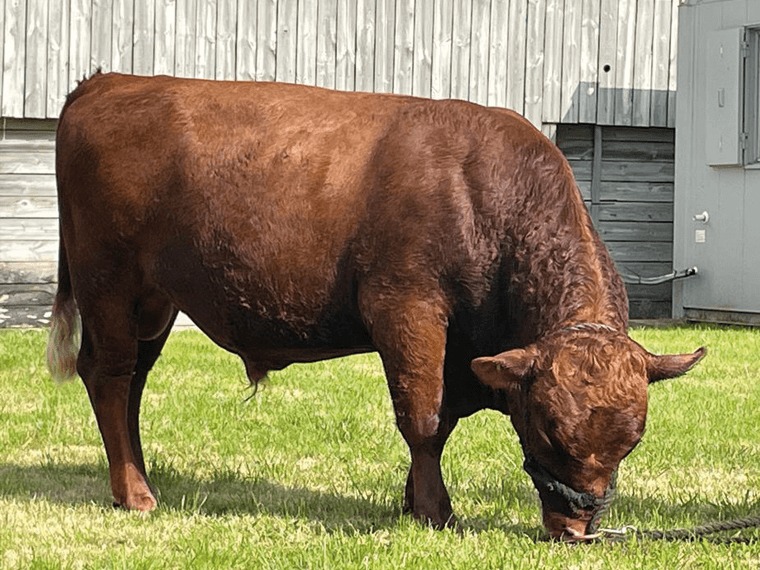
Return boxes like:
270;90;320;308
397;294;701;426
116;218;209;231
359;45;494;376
744;27;760;166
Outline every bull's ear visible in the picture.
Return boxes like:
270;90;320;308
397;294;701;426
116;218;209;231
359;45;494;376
647;346;707;383
471;347;538;391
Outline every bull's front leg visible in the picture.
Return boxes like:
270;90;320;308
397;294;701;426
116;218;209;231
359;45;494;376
390;355;458;529
401;411;459;527
361;291;457;529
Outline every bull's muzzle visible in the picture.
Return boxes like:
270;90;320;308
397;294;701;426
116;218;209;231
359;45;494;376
523;455;617;542
542;510;599;542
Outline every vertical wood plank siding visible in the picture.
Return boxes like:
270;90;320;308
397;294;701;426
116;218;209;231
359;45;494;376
1;0;682;325
2;0;679;127
355;0;375;92
2;0;26;117
557;124;676;318
578;0;600;123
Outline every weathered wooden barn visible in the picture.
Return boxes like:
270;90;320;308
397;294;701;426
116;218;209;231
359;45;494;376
673;0;760;326
1;0;682;327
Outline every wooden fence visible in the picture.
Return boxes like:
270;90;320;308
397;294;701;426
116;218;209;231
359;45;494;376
1;0;680;128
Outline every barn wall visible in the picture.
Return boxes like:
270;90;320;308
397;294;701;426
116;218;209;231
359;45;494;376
557;124;675;319
0;0;684;326
0;118;57;327
1;0;680;129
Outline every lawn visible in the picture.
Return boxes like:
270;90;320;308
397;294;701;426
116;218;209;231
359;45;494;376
1;324;759;569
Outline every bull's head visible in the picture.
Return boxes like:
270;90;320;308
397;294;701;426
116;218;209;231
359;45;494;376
471;326;705;541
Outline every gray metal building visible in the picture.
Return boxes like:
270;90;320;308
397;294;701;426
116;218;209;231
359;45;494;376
673;0;760;325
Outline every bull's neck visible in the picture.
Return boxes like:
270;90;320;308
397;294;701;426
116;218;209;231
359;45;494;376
552;226;626;332
509;200;627;338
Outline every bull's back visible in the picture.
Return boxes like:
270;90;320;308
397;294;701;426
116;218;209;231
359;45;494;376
56;74;417;354
57;73;402;238
55;72;569;360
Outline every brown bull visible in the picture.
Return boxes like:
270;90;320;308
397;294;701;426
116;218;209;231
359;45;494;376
47;72;704;540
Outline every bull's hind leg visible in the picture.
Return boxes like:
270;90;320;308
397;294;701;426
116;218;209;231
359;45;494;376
78;309;157;511
361;291;457;529
129;308;178;481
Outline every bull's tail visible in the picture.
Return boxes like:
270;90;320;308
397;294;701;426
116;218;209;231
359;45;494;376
46;224;80;383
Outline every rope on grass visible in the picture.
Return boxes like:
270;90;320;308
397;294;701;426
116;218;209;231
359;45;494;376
599;514;760;544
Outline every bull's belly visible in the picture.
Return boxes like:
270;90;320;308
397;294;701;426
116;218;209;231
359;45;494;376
169;286;375;379
194;305;375;381
152;237;373;366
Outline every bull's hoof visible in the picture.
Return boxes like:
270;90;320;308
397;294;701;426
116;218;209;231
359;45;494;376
409;509;460;532
127;493;157;512
438;514;463;535
112;492;157;512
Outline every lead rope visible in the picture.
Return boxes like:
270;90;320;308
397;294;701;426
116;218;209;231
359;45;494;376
598;515;760;544
585;469;617;535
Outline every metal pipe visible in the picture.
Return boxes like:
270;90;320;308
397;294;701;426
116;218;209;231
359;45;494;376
620;266;698;286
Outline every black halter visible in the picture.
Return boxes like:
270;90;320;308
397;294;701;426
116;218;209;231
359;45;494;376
523;454;618;533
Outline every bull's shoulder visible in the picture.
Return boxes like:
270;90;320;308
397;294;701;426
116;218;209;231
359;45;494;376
375;98;562;178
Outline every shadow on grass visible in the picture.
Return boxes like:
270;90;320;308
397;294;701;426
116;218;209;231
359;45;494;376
0;460;539;536
0;460;404;533
0;461;111;505
2;461;759;541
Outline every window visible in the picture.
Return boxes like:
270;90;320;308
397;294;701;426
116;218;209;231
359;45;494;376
744;27;760;165
705;26;760;167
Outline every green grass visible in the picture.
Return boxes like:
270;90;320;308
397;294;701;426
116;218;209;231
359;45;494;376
1;324;760;568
